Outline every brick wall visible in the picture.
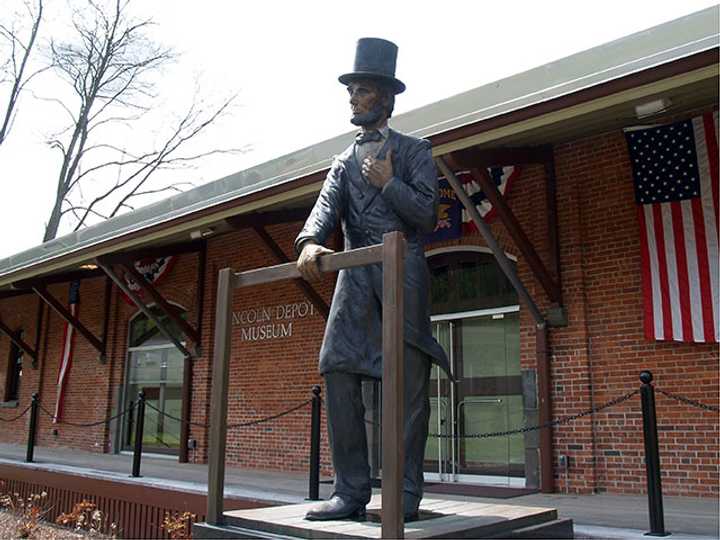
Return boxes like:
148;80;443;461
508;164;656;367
0;278;112;451
1;117;717;497
198;225;334;474
0;293;41;445
550;129;718;496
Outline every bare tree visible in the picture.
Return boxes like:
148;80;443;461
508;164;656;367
43;0;243;241
0;0;44;145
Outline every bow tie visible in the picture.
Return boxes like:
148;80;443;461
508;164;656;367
355;130;383;145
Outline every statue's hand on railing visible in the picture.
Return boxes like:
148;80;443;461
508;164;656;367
297;242;334;282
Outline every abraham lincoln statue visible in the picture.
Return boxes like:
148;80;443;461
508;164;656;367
296;37;450;521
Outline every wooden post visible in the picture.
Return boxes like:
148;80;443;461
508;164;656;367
307;385;322;501
544;156;562;296
381;231;405;539
207;268;234;525
536;323;553;493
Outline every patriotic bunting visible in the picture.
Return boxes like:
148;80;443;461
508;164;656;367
120;256;175;306
423;166;520;244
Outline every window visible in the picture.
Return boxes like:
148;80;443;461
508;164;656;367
4;332;23;402
428;251;516;315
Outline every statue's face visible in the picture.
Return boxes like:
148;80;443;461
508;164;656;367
347;79;387;127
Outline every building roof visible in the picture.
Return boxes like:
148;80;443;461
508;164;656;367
0;6;718;287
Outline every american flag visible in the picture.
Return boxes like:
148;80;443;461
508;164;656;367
54;280;80;422
625;111;719;343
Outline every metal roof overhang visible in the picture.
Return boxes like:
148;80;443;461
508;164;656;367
0;7;718;290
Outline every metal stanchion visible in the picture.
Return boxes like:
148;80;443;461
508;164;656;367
640;371;669;537
126;400;135;447
131;391;146;478
25;393;39;463
307;385;322;501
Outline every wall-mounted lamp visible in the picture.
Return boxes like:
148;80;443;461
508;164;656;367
190;227;215;240
634;98;671;119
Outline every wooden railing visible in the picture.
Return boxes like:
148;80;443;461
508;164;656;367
206;231;407;538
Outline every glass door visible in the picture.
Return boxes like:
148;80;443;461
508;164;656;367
456;311;523;481
425;310;524;485
124;345;184;454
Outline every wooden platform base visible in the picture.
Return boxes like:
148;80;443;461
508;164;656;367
193;495;573;539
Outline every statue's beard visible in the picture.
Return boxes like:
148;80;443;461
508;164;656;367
351;103;385;127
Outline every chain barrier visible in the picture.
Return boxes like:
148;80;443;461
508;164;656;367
37;402;134;428
142;402;210;429
13;384;716;435
13;397;311;431
227;399;312;428
361;388;642;438
429;388;640;439
656;387;720;413
144;398;313;429
0;404;32;423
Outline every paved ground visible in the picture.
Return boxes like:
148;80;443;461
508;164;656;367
0;443;717;538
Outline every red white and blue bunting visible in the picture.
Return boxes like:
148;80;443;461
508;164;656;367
120;256;176;306
424;166;520;243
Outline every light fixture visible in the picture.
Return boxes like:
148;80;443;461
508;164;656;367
79;263;98;270
190;227;215;240
634;98;671;119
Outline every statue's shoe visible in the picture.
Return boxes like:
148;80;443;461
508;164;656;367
404;510;419;521
404;496;420;521
305;494;366;521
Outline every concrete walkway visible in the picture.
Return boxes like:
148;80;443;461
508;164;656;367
0;443;717;538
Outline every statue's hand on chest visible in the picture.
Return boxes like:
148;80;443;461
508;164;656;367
361;148;394;189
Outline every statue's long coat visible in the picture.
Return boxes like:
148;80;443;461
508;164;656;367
296;128;450;379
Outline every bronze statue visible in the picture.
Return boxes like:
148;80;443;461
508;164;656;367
296;37;450;521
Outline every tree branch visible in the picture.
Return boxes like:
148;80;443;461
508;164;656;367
0;0;43;145
42;0;243;240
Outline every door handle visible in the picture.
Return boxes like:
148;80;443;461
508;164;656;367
459;398;503;407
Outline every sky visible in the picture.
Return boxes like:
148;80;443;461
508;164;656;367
0;0;717;259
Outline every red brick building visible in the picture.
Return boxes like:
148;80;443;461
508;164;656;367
1;9;717;498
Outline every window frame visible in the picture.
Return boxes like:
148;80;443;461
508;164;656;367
426;249;518;315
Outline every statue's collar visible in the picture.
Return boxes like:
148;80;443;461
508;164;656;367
357;125;390;139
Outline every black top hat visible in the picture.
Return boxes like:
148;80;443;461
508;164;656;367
339;37;406;94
